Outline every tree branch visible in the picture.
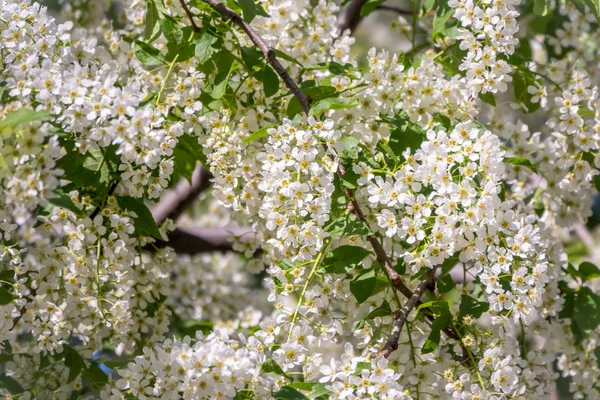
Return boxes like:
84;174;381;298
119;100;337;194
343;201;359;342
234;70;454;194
153;225;254;254
376;269;435;359
336;0;370;33
377;4;413;15
178;0;201;32
152;165;213;226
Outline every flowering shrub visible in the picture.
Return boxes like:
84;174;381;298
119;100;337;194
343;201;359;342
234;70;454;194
2;0;600;398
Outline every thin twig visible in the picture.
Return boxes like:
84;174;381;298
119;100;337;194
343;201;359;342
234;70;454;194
376;269;435;359
200;0;312;114
377;4;413;15
178;0;201;32
151;225;254;254
90;181;119;220
336;0;369;33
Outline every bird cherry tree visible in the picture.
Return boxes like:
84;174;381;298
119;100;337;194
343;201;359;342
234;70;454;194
1;0;600;398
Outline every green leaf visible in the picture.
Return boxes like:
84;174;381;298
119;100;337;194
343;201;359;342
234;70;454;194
459;295;489;319
570;0;587;14
437;274;455;293
244;125;274;143
116;196;162;239
288;382;318;391
82;362;109;390
273;49;303;66
350;269;388;304
479;92;496;106
262;65;279;97
240;46;264;70
574;287;600;335
504;157;538;173
422;302;451;354
159;13;184;45
277;260;295;270
324;214;370;237
273;386;309;400
308;383;331;399
0;108;52;128
440;252;459;274
322;245;371;274
513;69;541;113
134;40;165;66
0;375;24;395
212;52;238;99
144;0;160;41
238;0;257;22
64;346;85;384
366;299;393;319
309;97;358;116
49;192;81;215
432;7;454;38
0;287;16;305
583;0;600;22
194;31;218;65
533;0;549;15
171;134;205;183
360;0;386;16
578;262;600;281
261;359;290;379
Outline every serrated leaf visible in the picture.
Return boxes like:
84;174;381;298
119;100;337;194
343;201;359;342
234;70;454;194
262;65;279;97
159;13;183;45
116;196;162;239
144;0;160;41
322;245;371;274
134;40;165;66
0;108;51;127
309;97;358;116
194;32;218;65
578;262;600;280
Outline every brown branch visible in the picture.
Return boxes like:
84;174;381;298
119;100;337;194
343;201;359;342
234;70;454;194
153;225;254;254
376;5;412;15
152;165;213;226
199;0;311;114
178;0;201;32
336;0;370;33
376;269;435;360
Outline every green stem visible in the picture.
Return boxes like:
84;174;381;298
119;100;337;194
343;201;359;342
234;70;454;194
156;54;179;106
287;239;330;341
